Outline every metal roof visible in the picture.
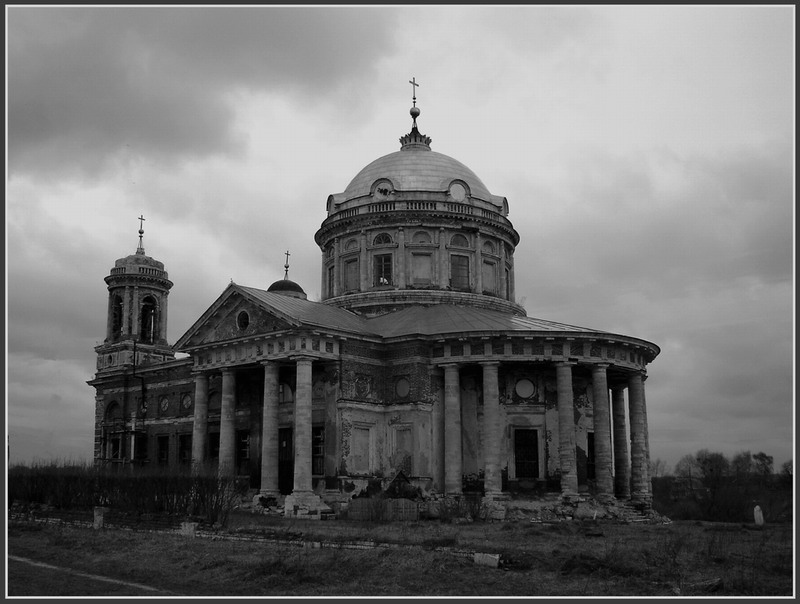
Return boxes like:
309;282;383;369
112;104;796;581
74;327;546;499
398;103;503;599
238;285;372;335
365;304;604;339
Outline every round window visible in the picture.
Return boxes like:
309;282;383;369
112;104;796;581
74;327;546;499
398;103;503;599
181;394;193;409
159;395;170;412
237;310;250;330
395;378;410;398
515;378;535;399
449;182;467;201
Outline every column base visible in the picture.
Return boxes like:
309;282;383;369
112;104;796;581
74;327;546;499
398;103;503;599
283;491;329;518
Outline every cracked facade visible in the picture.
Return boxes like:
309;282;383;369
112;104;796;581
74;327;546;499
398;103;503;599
89;105;660;515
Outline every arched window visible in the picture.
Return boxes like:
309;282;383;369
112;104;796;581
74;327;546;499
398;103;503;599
140;296;158;344
482;240;496;255
345;239;359;251
373;233;392;246
412;231;431;244
450;234;469;248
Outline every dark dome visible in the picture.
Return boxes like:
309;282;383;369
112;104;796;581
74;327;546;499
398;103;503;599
267;278;307;299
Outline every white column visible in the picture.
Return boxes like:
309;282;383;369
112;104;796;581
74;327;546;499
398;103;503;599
556;362;578;498
591;364;614;500
259;361;280;496
482;362;502;496
218;369;236;478
443;363;462;495
191;371;209;472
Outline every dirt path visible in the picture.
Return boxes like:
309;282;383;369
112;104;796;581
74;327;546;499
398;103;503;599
7;555;176;597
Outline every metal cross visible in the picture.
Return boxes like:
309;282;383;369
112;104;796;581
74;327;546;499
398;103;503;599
138;214;146;230
409;77;419;106
284;250;291;279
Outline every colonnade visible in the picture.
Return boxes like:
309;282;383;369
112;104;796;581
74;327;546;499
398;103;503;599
439;361;652;504
190;356;319;511
190;355;652;508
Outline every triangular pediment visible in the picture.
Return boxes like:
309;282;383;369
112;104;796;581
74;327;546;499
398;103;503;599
175;284;299;351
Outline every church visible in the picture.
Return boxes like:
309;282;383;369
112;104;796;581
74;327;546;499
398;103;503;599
88;91;659;516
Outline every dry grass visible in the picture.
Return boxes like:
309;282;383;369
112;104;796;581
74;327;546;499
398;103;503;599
7;513;794;597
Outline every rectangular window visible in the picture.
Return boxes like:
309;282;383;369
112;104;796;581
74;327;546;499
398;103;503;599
178;434;192;466
327;265;335;297
450;254;470;291
374;254;392;286
312;426;325;476
110;436;122;460
482;260;497;294
209;432;220;460
134;435;148;463
344;259;359;292
412;253;432;285
157;435;170;466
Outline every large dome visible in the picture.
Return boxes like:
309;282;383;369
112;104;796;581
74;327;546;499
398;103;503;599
341;147;494;203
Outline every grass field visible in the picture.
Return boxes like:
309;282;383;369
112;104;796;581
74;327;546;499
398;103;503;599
6;511;794;597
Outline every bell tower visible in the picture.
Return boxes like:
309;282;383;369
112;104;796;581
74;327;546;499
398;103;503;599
94;217;175;373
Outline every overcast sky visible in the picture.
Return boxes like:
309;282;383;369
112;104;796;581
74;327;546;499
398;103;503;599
6;6;795;472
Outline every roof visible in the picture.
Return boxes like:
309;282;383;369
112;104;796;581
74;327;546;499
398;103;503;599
237;285;370;334
365;304;605;339
177;284;658;353
341;147;494;203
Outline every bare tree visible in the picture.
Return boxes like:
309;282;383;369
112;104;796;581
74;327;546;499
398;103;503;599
731;450;753;480
753;452;774;476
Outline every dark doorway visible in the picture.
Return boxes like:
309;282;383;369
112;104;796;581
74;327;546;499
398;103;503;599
278;427;294;495
514;429;539;479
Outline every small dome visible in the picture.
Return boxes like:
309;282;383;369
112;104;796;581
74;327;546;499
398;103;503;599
267;278;307;299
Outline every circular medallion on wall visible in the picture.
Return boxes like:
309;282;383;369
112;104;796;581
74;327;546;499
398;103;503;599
159;395;170;412
181;393;192;409
515;378;535;399
237;310;250;330
395;378;410;398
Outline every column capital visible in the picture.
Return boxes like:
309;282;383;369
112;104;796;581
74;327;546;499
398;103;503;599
591;363;610;374
555;360;577;368
479;360;501;367
290;354;316;364
191;368;211;377
259;359;279;367
438;361;461;370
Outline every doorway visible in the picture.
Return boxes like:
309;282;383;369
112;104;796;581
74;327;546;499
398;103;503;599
514;429;539;479
278;427;294;495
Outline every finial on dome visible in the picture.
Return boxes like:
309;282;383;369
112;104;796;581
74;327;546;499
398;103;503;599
136;214;146;255
400;77;432;150
409;77;420;128
284;250;291;280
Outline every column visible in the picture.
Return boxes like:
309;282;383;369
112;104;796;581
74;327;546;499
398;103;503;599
122;286;131;335
499;243;507;300
218;368;236;478
191;371;209;472
556;362;578;498
333;237;340;297
259;361;280;496
159;294;168;344
430;368;445;492
481;362;502;496
292;356;314;495
438;228;447;287
131;286;140;338
591;364;614;500
106;293;114;341
443;363;462;495
642;375;652;499
475;232;483;294
628;371;650;504
397;227;406;288
611;386;630;499
359;230;368;290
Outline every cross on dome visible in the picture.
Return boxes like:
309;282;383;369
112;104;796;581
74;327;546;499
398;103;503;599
136;214;146;254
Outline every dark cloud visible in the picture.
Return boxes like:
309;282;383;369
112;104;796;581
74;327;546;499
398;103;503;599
8;6;400;179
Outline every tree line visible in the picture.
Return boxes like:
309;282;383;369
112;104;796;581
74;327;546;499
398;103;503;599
648;450;792;523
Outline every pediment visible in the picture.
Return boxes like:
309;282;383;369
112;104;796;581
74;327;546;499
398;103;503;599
175;285;297;350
